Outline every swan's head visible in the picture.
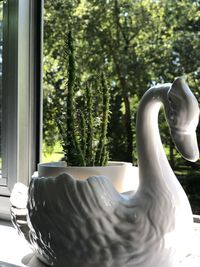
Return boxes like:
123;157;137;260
166;77;199;162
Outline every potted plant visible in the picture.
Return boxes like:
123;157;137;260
38;30;138;193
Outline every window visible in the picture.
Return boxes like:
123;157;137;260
0;0;43;220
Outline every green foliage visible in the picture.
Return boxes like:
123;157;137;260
42;142;63;163
43;0;200;168
56;30;110;166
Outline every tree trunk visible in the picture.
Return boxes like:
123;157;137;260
169;139;175;169
123;93;134;163
119;76;133;163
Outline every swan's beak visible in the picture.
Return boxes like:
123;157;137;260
171;130;199;162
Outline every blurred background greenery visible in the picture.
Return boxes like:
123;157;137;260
42;0;200;214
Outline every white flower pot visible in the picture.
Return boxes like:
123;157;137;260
37;161;139;193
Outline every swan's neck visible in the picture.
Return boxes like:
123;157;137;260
136;84;174;187
134;83;193;260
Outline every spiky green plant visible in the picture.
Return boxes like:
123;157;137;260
57;30;110;166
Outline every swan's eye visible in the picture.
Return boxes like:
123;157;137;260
168;96;174;107
168;96;172;102
169;111;174;120
168;95;174;105
168;110;177;126
173;116;177;126
168;96;177;112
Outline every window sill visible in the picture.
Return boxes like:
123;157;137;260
0;221;45;267
0;196;11;220
0;220;200;266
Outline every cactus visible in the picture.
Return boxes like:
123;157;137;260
57;30;110;166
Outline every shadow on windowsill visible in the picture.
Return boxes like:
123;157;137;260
0;262;21;267
0;253;47;267
21;254;47;267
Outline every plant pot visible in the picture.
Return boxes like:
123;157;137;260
37;161;139;193
10;161;139;266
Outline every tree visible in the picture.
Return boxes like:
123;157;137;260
43;0;200;166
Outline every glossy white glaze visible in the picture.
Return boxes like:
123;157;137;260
10;77;199;267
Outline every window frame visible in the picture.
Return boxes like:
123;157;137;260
0;0;43;220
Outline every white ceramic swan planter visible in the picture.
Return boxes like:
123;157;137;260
10;77;199;267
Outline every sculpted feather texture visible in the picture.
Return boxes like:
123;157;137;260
10;77;199;267
27;173;174;267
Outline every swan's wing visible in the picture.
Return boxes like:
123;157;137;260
28;173;121;220
10;183;31;244
27;173;143;266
